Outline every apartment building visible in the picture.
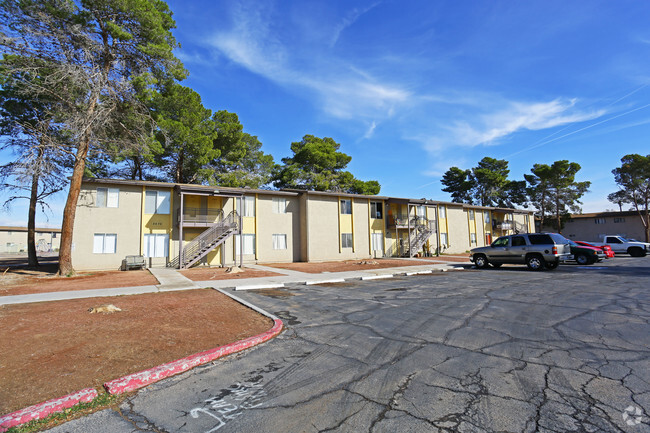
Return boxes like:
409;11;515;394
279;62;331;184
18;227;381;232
0;226;61;254
71;178;535;270
540;211;648;242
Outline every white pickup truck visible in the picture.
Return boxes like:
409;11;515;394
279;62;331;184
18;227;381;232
590;235;650;257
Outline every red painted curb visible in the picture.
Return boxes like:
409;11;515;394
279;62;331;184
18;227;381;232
104;318;283;395
0;388;98;432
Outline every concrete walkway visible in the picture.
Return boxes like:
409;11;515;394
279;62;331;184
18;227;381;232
0;260;471;306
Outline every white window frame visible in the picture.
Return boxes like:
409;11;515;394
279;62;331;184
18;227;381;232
614;217;625;223
340;199;352;215
144;233;169;258
469;210;475;220
371;233;384;253
272;234;287;250
484;212;490;223
145;190;170;214
96;187;119;208
93;233;117;254
595;218;606;224
440;232;448;247
235;234;256;255
439;206;446;218
242;196;255;217
341;233;353;248
470;232;477;245
417;205;426;218
272;197;287;214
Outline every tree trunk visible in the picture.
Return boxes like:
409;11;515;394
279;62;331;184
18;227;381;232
57;135;91;276
27;155;40;268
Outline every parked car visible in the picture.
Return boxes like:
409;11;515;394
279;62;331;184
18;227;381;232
589;235;649;257
470;233;571;271
574;240;615;258
567;240;606;264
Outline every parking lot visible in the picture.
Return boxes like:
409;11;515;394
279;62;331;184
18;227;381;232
49;257;650;432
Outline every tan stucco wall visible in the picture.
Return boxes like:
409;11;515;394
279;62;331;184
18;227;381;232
72;184;143;271
255;195;301;263
544;215;646;242
444;206;470;254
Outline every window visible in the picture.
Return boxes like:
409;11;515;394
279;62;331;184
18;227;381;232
493;237;509;247
484;212;490;223
372;233;383;252
234;234;256;255
605;236;622;244
242;196;255;217
340;199;352;215
439;206;446;218
93;233;117;254
528;234;553;245
370;202;383;219
145;190;170;214
52;233;57;238
469;210;475;220
272;197;287;214
594;218;606;224
614;217;625;223
272;234;287;250
96;187;119;208
144;234;169;258
417;205;426;218
511;236;526;247
470;232;477;245
440;232;448;247
341;233;353;248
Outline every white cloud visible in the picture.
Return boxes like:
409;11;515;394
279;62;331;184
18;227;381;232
449;99;605;147
208;2;410;121
362;121;377;139
329;2;382;48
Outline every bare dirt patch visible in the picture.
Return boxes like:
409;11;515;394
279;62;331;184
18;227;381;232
0;264;158;296
0;289;273;415
179;266;282;281
264;258;436;274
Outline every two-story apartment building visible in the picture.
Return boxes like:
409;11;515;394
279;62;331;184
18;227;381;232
70;178;535;270
0;226;61;254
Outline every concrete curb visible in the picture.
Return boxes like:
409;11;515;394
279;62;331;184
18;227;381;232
0;388;98;432
1;289;283;431
104;289;283;395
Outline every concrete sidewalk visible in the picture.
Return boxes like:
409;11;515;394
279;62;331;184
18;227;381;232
0;260;471;305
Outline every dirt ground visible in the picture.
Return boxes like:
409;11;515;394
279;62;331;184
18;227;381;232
263;256;469;273
179;266;282;281
0;264;159;296
0;289;274;415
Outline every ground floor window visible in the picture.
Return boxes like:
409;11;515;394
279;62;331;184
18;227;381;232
144;233;169;258
440;232;448;247
470;232;477;245
235;234;256;255
371;233;383;253
272;234;287;250
341;233;353;248
93;233;117;254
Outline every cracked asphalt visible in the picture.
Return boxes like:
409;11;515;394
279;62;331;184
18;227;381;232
47;257;650;432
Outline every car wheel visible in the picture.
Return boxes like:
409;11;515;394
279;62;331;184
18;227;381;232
575;254;590;265
628;247;643;257
526;255;544;271
491;263;502;268
545;260;559;270
474;254;489;269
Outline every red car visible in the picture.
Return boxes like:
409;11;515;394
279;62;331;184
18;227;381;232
575;241;615;258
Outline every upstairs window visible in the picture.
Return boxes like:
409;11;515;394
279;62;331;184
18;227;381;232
97;187;119;208
370;202;383;219
340;199;352;215
273;197;287;214
469;209;475;220
594;218;606;224
614;217;625;223
439;206;446;218
241;196;255;217
417;206;426;217
145;190;170;214
484;212;490;223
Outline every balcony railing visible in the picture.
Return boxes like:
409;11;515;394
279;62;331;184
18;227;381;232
177;207;224;226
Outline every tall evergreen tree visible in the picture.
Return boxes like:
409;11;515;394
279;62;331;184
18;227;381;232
0;0;186;275
611;154;650;242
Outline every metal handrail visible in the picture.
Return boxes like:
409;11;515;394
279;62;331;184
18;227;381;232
171;210;239;269
178;207;224;224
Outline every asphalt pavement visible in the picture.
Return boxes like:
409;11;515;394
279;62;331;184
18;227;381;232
46;257;650;432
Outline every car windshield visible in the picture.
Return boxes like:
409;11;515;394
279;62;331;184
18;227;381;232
618;237;629;242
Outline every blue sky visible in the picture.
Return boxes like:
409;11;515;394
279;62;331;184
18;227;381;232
3;0;650;227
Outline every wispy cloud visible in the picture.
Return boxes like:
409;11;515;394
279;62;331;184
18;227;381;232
329;2;382;48
208;2;410;121
449;98;605;147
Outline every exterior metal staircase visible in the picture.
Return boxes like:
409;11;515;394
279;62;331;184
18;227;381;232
406;217;435;257
168;210;240;269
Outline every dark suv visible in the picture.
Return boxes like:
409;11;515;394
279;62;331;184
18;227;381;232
470;233;571;271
